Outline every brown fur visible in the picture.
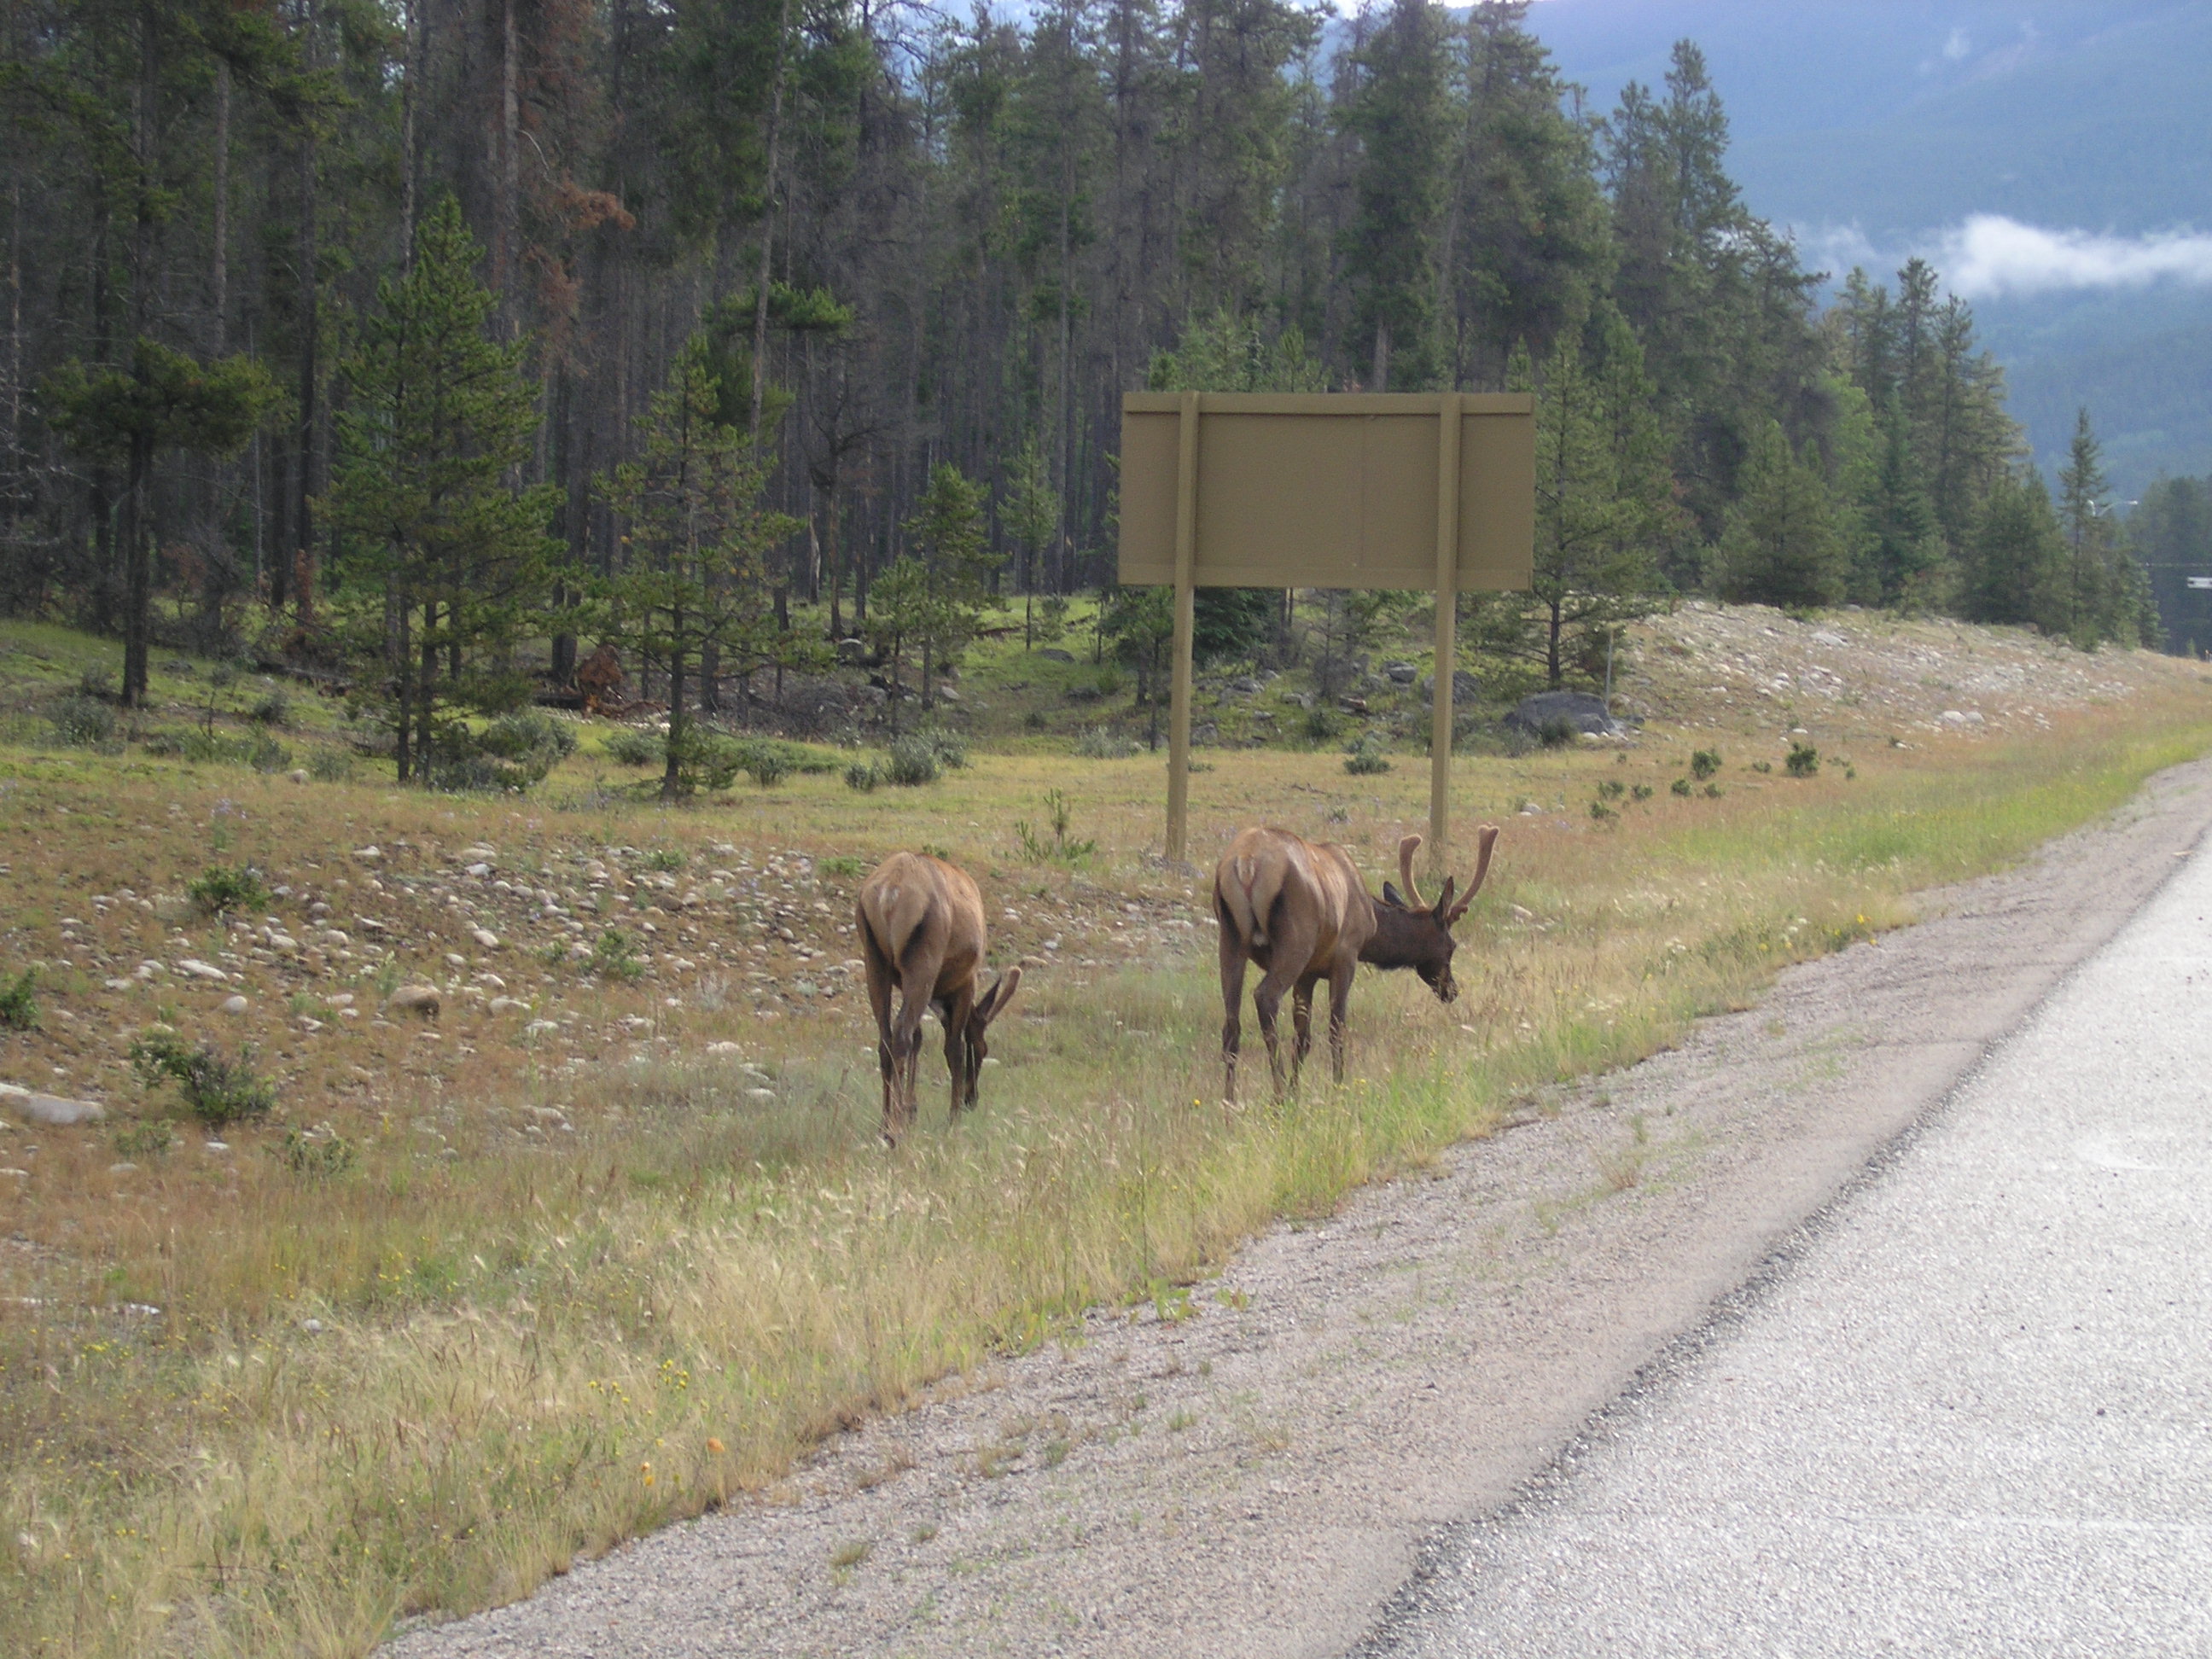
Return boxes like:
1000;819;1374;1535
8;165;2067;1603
1213;824;1497;1100
856;853;1023;1146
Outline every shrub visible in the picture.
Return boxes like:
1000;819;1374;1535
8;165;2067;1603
130;1033;276;1128
919;729;967;770
307;747;355;783
189;864;270;917
744;745;790;786
1023;709;1051;731
818;854;865;878
49;695;116;748
605;728;662;766
1750;760;1773;774
1703;782;1724;798
113;1121;175;1161
844;760;882;792
1631;783;1654;801
78;664;116;699
481;710;577;770
641;848;685;872
425;712;574;792
247;691;291;727
1302;705;1338;742
1537;715;1579;748
587;927;645;982
1596;777;1626;800
0;969;38;1032
1671;777;1692;796
1785;741;1820;777
1074;726;1138;760
885;736;942;786
1690;748;1722;779
247;732;293;773
277;1125;357;1178
1343;736;1392;775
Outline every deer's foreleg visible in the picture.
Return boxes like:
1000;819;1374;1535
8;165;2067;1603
940;988;976;1117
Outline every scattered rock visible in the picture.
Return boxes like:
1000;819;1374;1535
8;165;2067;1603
1383;661;1419;684
706;1041;742;1056
177;959;229;982
487;997;527;1015
286;769;310;784
0;1083;106;1127
352;846;383;863
471;928;501;950
1501;690;1622;739
1416;669;1483;703
745;1088;777;1104
1035;648;1076;663
103;977;131;992
385;985;441;1018
218;995;249;1016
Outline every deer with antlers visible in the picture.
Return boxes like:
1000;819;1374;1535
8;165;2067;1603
1213;825;1498;1100
857;852;1024;1147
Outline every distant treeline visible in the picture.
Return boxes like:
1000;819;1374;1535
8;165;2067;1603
0;0;2172;720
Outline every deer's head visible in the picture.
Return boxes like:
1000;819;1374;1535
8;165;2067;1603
956;967;1023;1107
1377;830;1498;1003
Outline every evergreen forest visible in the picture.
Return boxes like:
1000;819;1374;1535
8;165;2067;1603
0;0;2176;744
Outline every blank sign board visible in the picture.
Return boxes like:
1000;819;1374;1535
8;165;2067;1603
1116;392;1534;591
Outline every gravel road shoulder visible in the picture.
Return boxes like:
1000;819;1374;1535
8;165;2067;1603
386;758;2212;1659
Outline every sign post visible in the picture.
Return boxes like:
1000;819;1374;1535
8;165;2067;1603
1118;390;1534;873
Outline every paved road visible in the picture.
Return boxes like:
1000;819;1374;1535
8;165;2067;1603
1368;843;2212;1657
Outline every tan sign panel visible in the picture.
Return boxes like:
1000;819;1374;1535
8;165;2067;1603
1116;392;1534;591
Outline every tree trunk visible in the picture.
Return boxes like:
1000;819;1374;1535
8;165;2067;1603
748;0;793;441
292;0;319;624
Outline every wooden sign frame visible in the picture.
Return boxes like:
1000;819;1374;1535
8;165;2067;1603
1116;390;1535;867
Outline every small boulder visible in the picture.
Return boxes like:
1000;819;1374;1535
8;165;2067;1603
0;1083;106;1127
1383;661;1419;684
287;769;310;784
471;928;501;950
1036;648;1076;663
1501;690;1622;740
352;846;383;863
218;995;249;1016
386;984;441;1018
177;959;230;983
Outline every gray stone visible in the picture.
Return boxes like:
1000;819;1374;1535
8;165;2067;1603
0;1083;106;1126
218;995;249;1016
1502;689;1622;738
1035;648;1076;663
1416;669;1483;703
1383;661;1419;684
386;984;442;1018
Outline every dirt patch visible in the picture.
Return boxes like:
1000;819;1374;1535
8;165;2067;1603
383;769;2212;1651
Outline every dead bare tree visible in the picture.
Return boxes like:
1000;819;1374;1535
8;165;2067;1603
857;852;1024;1146
1213;825;1498;1100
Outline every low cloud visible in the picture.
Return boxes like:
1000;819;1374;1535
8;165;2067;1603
1936;214;2212;298
1803;215;2212;300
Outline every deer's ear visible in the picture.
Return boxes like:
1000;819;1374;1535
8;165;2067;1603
1381;881;1406;910
975;967;1022;1027
1429;876;1458;922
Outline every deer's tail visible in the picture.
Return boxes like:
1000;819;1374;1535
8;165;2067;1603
1220;854;1284;951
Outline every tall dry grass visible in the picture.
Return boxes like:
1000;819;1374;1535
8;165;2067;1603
4;699;2211;1656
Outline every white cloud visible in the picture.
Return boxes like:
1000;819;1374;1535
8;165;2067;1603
1942;26;1970;61
1936;214;2212;298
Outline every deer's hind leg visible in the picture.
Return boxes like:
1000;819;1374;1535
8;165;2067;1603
1250;912;1318;1102
1289;970;1322;1089
1218;901;1249;1102
863;923;901;1144
1326;958;1357;1084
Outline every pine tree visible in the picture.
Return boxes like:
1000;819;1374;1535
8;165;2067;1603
2058;406;2114;646
324;197;564;783
1341;0;1454;390
896;462;1001;708
42;341;280;704
1713;419;1843;610
597;340;801;801
1958;469;2066;631
1473;318;1672;688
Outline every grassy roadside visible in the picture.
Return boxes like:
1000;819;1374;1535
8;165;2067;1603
3;684;2211;1655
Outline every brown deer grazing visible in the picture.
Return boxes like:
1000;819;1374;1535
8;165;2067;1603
857;852;1023;1146
1214;825;1498;1100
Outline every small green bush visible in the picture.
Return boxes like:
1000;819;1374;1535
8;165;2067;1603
247;732;293;773
1302;705;1339;742
1751;760;1773;774
642;848;686;872
1596;777;1626;800
844;760;882;792
78;664;116;700
587;927;645;982
480;710;578;771
307;748;355;783
130;1033;276;1128
1671;777;1692;796
113;1121;176;1161
0;969;38;1032
1690;748;1722;779
1785;741;1820;777
605;728;662;767
1343;736;1392;776
919;730;967;770
277;1126;357;1178
1074;726;1138;760
1537;715;1579;748
49;695;116;748
885;736;942;786
1631;783;1654;801
247;691;291;728
189;864;271;917
818;854;865;878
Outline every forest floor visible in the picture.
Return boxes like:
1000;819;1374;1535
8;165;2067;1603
2;602;2209;1656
